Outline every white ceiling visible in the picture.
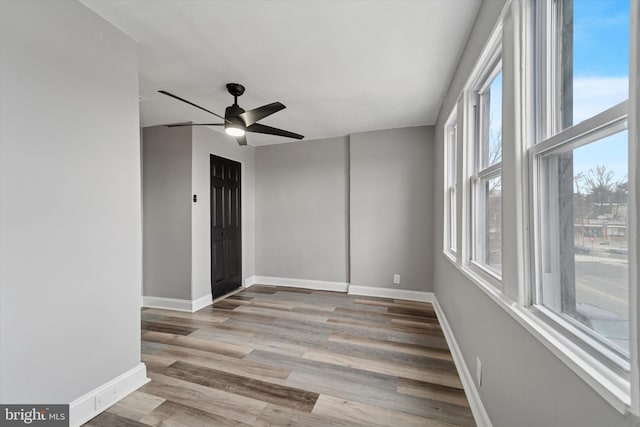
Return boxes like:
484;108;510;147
81;0;481;146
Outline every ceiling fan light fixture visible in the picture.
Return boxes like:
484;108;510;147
158;84;304;146
225;125;245;137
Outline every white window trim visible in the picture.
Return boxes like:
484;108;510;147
444;108;458;261
468;49;504;284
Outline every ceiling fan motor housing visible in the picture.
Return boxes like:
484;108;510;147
225;104;246;128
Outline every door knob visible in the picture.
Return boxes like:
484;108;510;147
221;232;226;236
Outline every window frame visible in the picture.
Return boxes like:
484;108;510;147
526;0;637;412
468;56;504;286
444;109;458;260
529;102;630;371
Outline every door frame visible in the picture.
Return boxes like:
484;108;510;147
209;153;243;297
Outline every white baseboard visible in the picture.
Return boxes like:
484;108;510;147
142;294;213;313
431;297;492;427
142;296;192;312
192;293;213;312
347;285;434;302
69;363;149;427
252;276;349;292
244;275;256;287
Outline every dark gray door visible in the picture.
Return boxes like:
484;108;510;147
210;154;242;298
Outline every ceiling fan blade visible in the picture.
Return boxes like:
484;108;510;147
166;123;224;127
235;134;248;146
238;102;285;126
246;123;304;140
158;90;229;123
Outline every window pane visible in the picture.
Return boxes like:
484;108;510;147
475;175;502;274
485;176;502;271
481;71;502;168
558;0;629;129
446;121;457;253
449;187;457;251
450;124;457;185
540;130;629;357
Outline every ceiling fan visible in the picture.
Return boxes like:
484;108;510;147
158;83;304;146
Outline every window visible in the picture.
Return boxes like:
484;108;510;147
442;0;637;411
471;62;503;280
444;110;458;256
531;0;631;365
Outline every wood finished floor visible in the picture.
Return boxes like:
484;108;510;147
85;285;476;427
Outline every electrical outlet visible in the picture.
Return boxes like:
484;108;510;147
393;274;400;285
476;357;482;386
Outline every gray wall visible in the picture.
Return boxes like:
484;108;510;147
142;125;256;302
350;126;434;291
142;126;193;300
432;1;630;426
254;127;434;292
192;127;256;299
0;0;142;403
255;137;349;282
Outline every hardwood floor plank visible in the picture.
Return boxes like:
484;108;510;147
141;340;167;355
151;342;292;380
243;285;278;294
105;391;165;422
254;403;370;427
313;340;457;372
142;372;266;425
243;300;299;311
391;317;443;330
354;297;397;305
327;316;447;339
212;299;244;310
333;305;441;324
142;312;243;332
141;320;196;335
328;332;453;360
142;330;252;358
245;349;399;394
302;348;464;388
141;353;175;371
397;377;471;408
141;399;251;427
227;294;255;301
234;304;330;323
388;305;438;318
143;308;229;323
312;394;462;427
161;361;319;413
287;370;472;424
190;328;309;357
271;286;314;294
84;412;150;427
224;320;333;351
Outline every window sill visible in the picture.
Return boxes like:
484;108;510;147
441;252;631;414
443;249;457;264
